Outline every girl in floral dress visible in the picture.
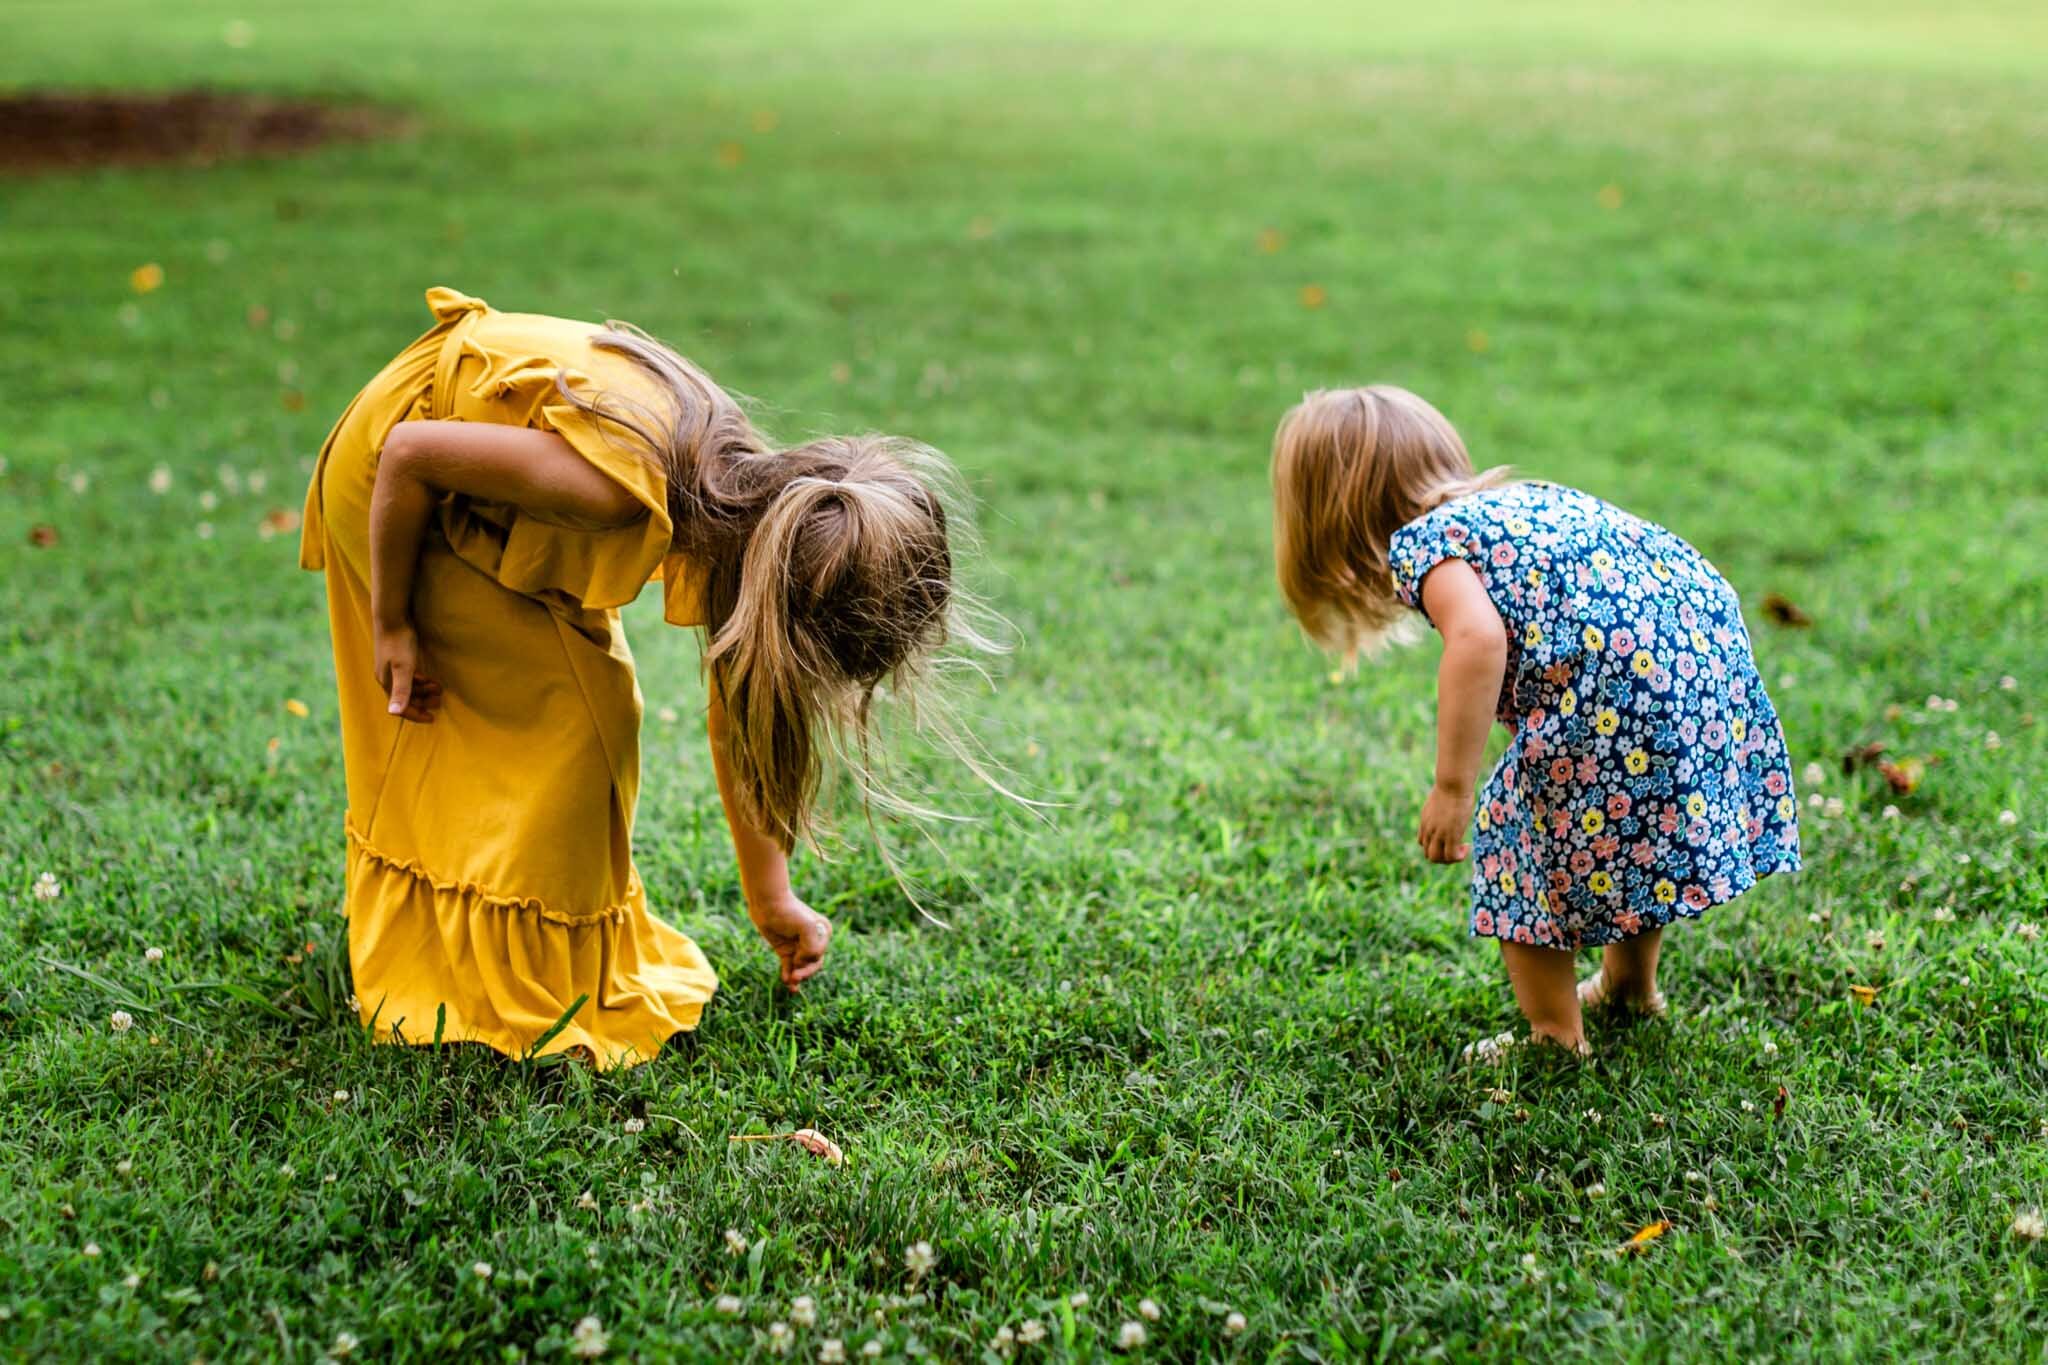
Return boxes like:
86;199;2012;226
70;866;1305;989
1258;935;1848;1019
1270;385;1800;1057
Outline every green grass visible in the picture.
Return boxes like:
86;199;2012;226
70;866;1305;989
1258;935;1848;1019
3;1;2046;1359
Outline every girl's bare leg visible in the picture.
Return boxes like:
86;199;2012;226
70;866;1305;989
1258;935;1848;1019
1498;942;1589;1053
1578;928;1667;1015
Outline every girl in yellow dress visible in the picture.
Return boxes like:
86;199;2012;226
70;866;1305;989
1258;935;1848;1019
300;287;967;1069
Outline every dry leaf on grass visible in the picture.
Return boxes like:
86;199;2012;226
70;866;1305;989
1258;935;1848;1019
29;524;60;547
1876;756;1925;795
1840;741;1886;775
729;1128;844;1166
1761;593;1813;627
1619;1220;1671;1253
1849;984;1879;1009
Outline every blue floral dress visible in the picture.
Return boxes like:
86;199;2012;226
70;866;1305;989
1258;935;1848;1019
1389;482;1801;949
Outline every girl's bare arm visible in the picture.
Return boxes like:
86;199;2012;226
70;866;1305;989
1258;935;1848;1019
1417;559;1508;863
707;689;830;991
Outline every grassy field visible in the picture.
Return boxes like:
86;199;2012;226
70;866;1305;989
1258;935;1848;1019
4;1;2046;1359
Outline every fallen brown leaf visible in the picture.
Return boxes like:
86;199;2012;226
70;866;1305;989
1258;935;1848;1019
1620;1220;1671;1253
1841;741;1886;776
729;1129;844;1166
263;507;301;533
1773;1085;1788;1120
1876;756;1925;795
1761;593;1813;627
29;524;59;547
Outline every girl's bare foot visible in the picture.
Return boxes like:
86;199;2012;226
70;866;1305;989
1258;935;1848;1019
748;894;832;992
1577;968;1668;1017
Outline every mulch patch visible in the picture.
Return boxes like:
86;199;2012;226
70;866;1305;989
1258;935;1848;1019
0;89;401;174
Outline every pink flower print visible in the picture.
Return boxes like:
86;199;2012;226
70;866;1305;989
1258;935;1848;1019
1593;834;1621;859
1533;919;1554;945
1544;662;1574;688
1552;809;1573;838
1746;815;1764;840
1658;807;1681;835
1678;719;1698;745
1729;678;1748;703
1577;754;1600;783
1615;910;1642;936
1703;720;1727;749
1676;652;1697;680
1474;907;1495;935
1650;666;1672;691
1482;852;1501;879
1570;849;1596;877
1520;872;1538;900
1548;870;1572;894
1514;924;1535;945
1629;839;1656;867
1710;874;1733;899
1709;655;1728;680
1492;543;1517;567
1444;522;1469;544
1686;819;1710;845
1683;885;1711;909
1679;602;1697;628
1764;770;1786;796
1606;792;1633;820
1550;757;1574;784
1611;628;1636;656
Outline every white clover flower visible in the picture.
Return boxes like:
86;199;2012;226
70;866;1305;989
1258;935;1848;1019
1933;904;1956;923
82;1243;101;1258
472;1261;493;1280
1520;1251;1545;1281
1583;1108;1603;1123
1866;931;1885;951
1822;797;1846;819
69;471;90;494
247;470;268;493
1018;1319;1047;1344
1998;810;2018;827
1999;675;2018;691
1224;1310;1247;1335
33;872;62;902
346;993;360;1012
1585;1182;1607;1199
903;1241;935;1276
622;1117;645;1134
1762;1039;1778;1056
1741;1100;1756;1113
724;1228;748;1256
1069;1291;1090;1309
1116;1320;1146;1350
990;1324;1015;1354
1986;731;2003;751
570;1314;609;1358
196;522;214;540
658;706;679;724
1138;1298;1161;1322
577;1189;598;1210
199;490;219;511
115;1158;133;1175
110;1011;133;1033
324;1173;337;1184
2015;922;2042;943
860;1342;883;1359
122;1272;141;1289
1685;1170;1707;1184
715;1294;745;1316
280;1163;295;1178
2013;1209;2046;1242
149;465;173;494
819;1341;845;1364
790;1296;817;1328
1486;1087;1511;1104
768;1321;792;1354
333;1089;350;1104
330;1331;359;1357
1801;762;1827;788
144;946;164;964
1881;805;1901;820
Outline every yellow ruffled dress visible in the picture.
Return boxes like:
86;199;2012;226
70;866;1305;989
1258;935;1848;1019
300;287;716;1069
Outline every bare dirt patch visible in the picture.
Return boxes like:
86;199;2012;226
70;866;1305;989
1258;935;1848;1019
0;90;401;175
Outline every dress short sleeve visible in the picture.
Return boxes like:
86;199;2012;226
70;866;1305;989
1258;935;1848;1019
1389;504;1492;619
435;361;675;616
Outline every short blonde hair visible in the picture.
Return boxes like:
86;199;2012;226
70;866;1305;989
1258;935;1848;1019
1270;385;1509;659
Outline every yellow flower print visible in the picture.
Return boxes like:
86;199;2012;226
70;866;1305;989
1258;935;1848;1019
1595;708;1620;736
1582;809;1606;835
1652;558;1671;580
1690;629;1709;653
1777;794;1797;820
1591;550;1614;571
1583;625;1605;651
1686;792;1708;818
1632;650;1656;677
1588;871;1614;894
1499;870;1516;894
1654;879;1677;904
1477;806;1492;832
1507;517;1532;535
1625;748;1649;775
1524;622;1544;648
1526;568;1544;585
1731;717;1747;743
1560;689;1578;716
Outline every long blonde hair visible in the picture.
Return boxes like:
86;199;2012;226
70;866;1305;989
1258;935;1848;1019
1270;385;1510;659
558;324;999;853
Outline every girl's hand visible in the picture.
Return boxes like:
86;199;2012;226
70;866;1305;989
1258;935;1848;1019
1418;782;1475;864
373;618;443;723
747;891;832;992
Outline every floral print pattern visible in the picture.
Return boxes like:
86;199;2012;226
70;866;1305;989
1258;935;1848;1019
1390;482;1800;949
